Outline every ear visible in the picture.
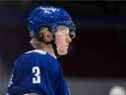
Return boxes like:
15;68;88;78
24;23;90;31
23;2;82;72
40;30;53;43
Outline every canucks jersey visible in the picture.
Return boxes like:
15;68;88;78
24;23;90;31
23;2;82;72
7;50;70;95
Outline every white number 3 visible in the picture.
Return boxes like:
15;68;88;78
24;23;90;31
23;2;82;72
32;66;41;84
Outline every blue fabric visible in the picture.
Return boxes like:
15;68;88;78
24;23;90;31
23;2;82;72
7;50;70;95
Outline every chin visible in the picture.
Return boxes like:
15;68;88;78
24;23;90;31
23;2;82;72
58;51;68;56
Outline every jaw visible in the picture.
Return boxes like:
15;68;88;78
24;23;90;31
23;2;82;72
56;48;68;56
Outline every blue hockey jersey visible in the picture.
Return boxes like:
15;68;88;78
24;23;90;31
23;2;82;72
7;50;70;95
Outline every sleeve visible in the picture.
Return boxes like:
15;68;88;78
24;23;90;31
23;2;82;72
7;56;29;95
56;65;71;95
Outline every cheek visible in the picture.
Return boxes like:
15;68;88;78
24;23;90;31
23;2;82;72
55;36;65;48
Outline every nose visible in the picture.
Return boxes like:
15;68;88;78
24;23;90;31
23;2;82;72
66;35;72;43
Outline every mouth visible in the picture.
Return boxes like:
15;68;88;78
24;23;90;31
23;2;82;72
65;45;69;49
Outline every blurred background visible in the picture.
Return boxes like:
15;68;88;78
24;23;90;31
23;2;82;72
0;1;126;95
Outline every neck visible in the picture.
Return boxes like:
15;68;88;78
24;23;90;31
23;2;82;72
37;43;57;59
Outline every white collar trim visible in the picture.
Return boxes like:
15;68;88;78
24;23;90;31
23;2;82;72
25;49;47;55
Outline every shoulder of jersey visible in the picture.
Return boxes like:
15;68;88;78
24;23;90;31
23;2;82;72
24;49;47;55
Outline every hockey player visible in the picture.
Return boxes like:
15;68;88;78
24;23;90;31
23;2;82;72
7;6;76;95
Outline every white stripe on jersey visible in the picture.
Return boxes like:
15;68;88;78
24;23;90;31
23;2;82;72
25;49;47;55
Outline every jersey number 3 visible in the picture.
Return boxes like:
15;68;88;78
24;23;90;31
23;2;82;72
32;66;41;84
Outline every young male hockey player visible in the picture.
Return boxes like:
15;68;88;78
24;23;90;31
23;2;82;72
7;6;76;95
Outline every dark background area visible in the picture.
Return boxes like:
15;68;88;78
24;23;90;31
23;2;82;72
0;1;125;78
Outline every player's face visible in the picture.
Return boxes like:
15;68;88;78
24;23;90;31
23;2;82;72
55;26;72;55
